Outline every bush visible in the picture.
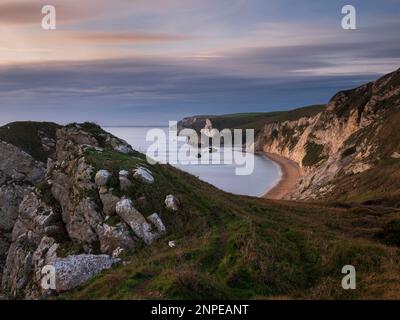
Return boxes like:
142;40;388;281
302;141;326;167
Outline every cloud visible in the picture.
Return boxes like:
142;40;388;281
73;32;191;44
0;1;98;25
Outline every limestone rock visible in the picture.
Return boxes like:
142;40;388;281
147;213;166;233
51;254;119;292
115;198;157;244
0;141;45;185
132;167;154;184
99;189;120;215
96;223;136;255
114;144;133;154
95;170;111;187
165;195;180;211
119;170;132;191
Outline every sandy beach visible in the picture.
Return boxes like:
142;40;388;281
262;152;301;200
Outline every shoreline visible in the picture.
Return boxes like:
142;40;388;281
261;152;301;200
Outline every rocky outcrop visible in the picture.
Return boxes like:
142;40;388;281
1;122;168;299
52;254;119;292
0;141;47;283
1;193;62;299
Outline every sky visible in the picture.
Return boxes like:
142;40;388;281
0;0;399;126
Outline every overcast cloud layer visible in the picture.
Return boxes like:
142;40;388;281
0;0;399;125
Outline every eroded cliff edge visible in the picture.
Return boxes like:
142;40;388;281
256;69;400;203
179;68;400;204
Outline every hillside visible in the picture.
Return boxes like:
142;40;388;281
1;69;400;300
1;121;399;300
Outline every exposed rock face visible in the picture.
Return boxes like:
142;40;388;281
0;141;47;283
253;69;400;200
52;254;119;292
1;193;62;299
105;135;134;154
0;141;45;184
0;122;168;299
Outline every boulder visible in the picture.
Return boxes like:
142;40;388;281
95;170;111;187
99;188;120;215
52;254;119;292
132;167;154;184
119;170;132;191
147;213;166;233
115;198;157;244
165;195;180;211
96;223;136;255
114;144;133;154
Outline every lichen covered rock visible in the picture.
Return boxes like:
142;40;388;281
165;195;180;211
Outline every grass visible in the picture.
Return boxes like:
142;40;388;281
63;147;400;300
0;121;60;162
179;105;325;133
302;141;326;167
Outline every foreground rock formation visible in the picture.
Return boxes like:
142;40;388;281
0;123;173;299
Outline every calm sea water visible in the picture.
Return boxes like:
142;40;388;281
105;127;281;197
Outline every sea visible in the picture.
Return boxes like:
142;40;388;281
105;126;281;197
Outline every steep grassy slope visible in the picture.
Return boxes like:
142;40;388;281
65;146;400;300
0;121;61;162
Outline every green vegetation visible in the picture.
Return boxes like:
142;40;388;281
67;122;108;147
376;220;400;247
0;121;60;162
64;148;400;300
302;141;326;167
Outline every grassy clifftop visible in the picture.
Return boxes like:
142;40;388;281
65;146;400;300
178;105;324;134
